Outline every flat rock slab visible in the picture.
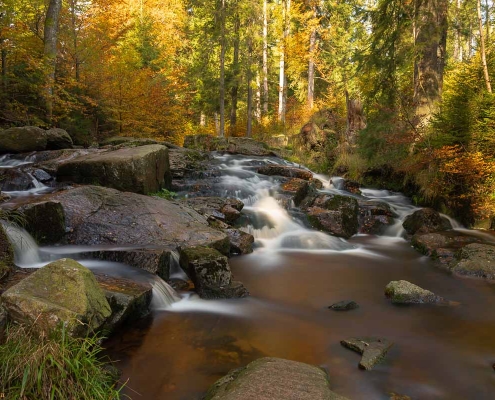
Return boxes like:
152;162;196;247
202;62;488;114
341;337;393;370
257;165;313;180
385;280;445;304
449;243;495;279
46;186;230;254
57;144;171;194
204;357;348;400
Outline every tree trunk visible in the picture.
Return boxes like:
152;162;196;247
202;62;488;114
345;91;366;145
413;0;448;126
262;0;269;115
219;0;226;137
478;0;492;92
230;12;240;136
278;0;290;123
69;0;80;81
307;6;317;110
247;64;253;138
453;0;463;62
43;0;62;123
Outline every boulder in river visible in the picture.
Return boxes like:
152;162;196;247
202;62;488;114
179;246;249;299
1;258;111;336
204;357;349;400
0;168;37;192
257;164;313;181
329;300;359;311
224;228;254;255
47;185;231;256
304;194;359;239
57;144;171;194
16;200;66;245
0;223;15;280
280;178;310;206
341;179;361;195
385;280;445;304
341;337;393;370
402;208;452;235
45;128;74;150
449;243;495;280
182;196;244;224
358;200;397;235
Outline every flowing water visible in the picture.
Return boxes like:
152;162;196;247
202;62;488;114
2;153;495;399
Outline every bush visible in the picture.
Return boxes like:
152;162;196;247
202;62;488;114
0;324;124;399
150;188;177;200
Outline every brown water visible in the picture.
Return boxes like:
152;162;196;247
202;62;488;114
106;235;495;400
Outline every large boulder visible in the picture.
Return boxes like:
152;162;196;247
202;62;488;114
385;280;445;304
305;194;359;239
57;144;171;194
46;186;230;255
1;258;111;336
0;126;47;154
45;128;73;150
179;246;249;299
0;223;15;280
449;243;495;280
16;201;66;245
99;136;159;147
257;164;313;181
402;208;452;235
204;357;348;400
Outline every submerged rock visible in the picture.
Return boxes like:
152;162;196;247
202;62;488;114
0;223;15;280
449;243;495;280
341;337;393;370
257;164;313;181
47;186;230;255
1;258;111;336
304;194;359;239
385;280;444;304
329;300;359;311
403;208;452;235
204;357;348;400
57;144;171;194
179;246;248;299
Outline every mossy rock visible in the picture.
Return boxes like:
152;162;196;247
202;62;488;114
449;243;495;279
0;223;15;281
385;280;444;304
1;258;111;337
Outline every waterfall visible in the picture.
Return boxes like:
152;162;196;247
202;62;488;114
151;276;181;310
0;220;42;266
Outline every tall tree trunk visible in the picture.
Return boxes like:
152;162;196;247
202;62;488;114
43;0;62;123
278;0;290;123
69;0;80;81
262;0;269;115
345;91;366;145
478;0;492;92
413;0;448;126
255;73;262;121
219;0;227;137
1;47;6;90
307;5;317;110
230;12;240;136
247;45;253;138
453;0;463;62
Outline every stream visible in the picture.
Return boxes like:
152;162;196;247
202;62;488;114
2;152;495;399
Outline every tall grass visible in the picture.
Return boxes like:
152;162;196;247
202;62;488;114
0;324;124;399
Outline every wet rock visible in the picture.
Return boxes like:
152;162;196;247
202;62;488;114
0;223;15;280
257;164;313;181
358;200;397;234
342;179;361;195
204;357;348;400
168;147;210;181
403;208;452;235
45;128;73;150
281;178;310;206
0;168;36;191
182;197;244;224
168;278;191;291
449;243;495;280
184;134;276;156
225;228;254;255
411;231;482;264
31;168;53;182
57;144;171;194
341;337;394;370
91;248;172;280
47;186;230;254
0;126;47;153
179;246;249;299
305;194;359;239
385;280;444;304
1;258;111;336
33;148;104;174
329;300;359;311
16;201;66;245
95;274;152;332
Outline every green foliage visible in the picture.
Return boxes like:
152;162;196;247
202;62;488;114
151;188;177;200
0;324;123;399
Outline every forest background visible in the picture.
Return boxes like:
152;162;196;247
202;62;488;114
1;0;494;227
